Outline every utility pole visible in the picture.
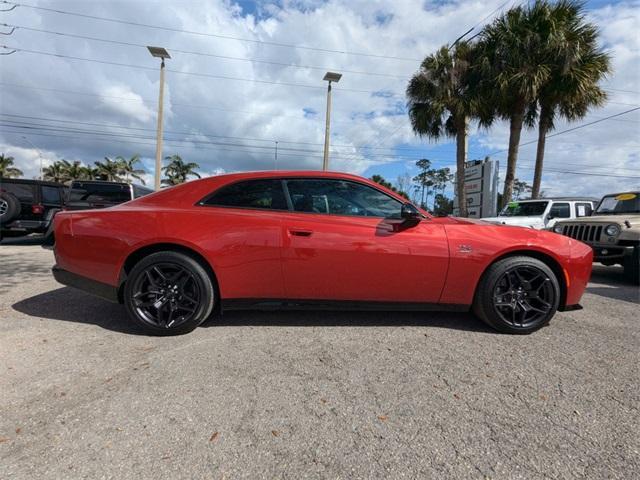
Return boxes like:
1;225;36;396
322;72;342;171
274;141;278;170
147;46;171;190
22;136;43;180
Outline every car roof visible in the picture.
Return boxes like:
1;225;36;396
70;180;131;186
511;197;598;202
0;178;65;187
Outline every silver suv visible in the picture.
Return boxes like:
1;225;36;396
553;192;639;284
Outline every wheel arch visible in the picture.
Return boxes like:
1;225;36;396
117;242;219;303
476;249;568;309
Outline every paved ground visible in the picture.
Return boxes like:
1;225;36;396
1;239;638;479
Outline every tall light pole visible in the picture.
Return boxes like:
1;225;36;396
22;136;44;180
147;46;171;190
322;72;342;171
274;141;278;170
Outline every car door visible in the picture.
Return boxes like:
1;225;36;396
196;178;287;299
279;178;449;303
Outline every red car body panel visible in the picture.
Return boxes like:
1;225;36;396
53;171;593;309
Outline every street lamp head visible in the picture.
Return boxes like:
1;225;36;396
323;71;342;82
147;46;171;59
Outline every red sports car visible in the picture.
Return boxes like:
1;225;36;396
52;171;592;335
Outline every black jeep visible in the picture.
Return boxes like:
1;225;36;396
0;178;66;240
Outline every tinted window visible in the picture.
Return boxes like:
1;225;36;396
1;182;34;201
595;193;640;214
286;179;402;218
204;179;287;210
133;185;153;198
68;183;131;204
576;202;593;217
549;202;570;218
499;201;548;217
41;186;61;205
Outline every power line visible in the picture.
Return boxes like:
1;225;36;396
1;1;420;62
1;45;401;95
2;23;409;80
487;107;640;155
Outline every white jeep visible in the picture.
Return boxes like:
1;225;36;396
482;198;597;230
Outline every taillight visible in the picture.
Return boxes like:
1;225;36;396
32;204;44;214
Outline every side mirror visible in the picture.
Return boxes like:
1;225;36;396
400;203;421;228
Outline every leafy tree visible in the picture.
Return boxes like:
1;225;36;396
161;154;201;186
412;159;432;208
530;0;610;198
371;174;410;200
116;155;146;185
407;41;480;217
478;2;555;208
0;154;23;178
60;160;90;182
43;161;68;183
433;193;454;216
512;178;532;200
94;157;124;182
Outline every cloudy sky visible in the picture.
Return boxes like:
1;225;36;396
0;0;638;199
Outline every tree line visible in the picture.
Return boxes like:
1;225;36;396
406;0;610;216
0;153;201;187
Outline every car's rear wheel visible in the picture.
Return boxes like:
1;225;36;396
473;256;560;334
0;192;20;224
124;251;216;335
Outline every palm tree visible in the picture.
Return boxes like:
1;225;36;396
0;154;23;178
60;160;89;182
412;158;432;208
94;157;124;182
407;41;479;217
161;154;201;186
116;155;146;185
43;161;68;183
530;1;611;198
478;2;554;208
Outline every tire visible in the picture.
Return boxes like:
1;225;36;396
473;256;561;334
0;192;20;224
124;251;216;336
623;247;640;285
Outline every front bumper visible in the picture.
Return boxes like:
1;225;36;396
592;245;634;263
52;265;120;303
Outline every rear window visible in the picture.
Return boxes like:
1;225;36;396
203;179;287;210
68;183;131;204
41;185;62;205
1;182;35;202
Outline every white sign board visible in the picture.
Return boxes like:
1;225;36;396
453;159;499;218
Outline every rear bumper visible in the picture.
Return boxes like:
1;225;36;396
3;219;48;232
52;265;120;303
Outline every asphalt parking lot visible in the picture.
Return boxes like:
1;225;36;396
1;239;639;479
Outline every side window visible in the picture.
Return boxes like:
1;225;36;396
549;202;570;218
41;186;62;205
203;179;287;210
1;182;34;202
576;202;593;217
133;185;153;198
285;179;403;218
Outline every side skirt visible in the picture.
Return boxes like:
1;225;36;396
221;298;470;313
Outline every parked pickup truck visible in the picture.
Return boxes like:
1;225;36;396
482;197;597;230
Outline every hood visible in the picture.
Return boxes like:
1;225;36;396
480;216;544;228
556;214;640;226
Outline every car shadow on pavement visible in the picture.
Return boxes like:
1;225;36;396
12;287;493;334
587;265;639;304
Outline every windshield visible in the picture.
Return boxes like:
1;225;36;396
499;201;548;217
595;193;640;215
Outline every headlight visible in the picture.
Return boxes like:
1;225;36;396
605;224;621;236
553;225;563;234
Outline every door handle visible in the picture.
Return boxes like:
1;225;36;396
289;229;313;237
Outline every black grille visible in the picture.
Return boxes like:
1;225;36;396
562;224;602;243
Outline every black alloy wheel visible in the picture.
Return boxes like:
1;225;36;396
473;256;560;334
124;251;216;335
492;265;556;328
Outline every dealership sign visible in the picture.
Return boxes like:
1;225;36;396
453;158;499;218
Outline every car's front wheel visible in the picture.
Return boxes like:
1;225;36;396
124;251;216;335
473;256;560;334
